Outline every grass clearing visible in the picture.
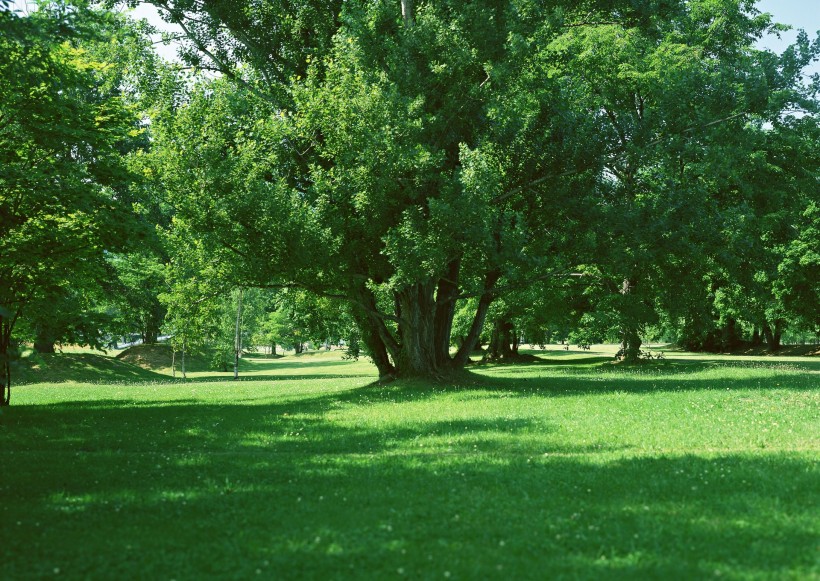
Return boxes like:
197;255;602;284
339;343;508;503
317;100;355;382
1;347;818;579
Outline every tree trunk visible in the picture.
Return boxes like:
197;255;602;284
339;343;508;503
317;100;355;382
34;337;55;354
352;267;500;379
751;327;762;346
763;320;783;351
451;271;499;368
351;285;397;379
620;327;643;362
617;276;644;361
1;309;20;406
721;318;740;351
433;259;460;368
143;314;160;344
486;317;516;361
401;0;414;27
394;283;439;376
234;288;243;380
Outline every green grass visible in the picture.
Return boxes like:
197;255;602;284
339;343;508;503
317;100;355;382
1;347;818;579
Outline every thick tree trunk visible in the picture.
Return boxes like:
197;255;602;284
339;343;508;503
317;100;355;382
34;336;55;354
433;259;460;368
721;318;740;351
773;319;784;349
763;323;777;351
486;317;515;361
351;286;398;379
620;327;642;361
143;327;159;345
352;267;500;379
764;319;784;351
618;277;642;361
395;283;439;376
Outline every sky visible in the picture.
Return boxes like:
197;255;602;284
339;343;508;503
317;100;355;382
755;0;820;76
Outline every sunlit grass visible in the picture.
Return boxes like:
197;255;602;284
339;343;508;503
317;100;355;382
2;348;818;579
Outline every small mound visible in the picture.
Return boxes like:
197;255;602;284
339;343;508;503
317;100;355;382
116;344;214;372
116;344;173;370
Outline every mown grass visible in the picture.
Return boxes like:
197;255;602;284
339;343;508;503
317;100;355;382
1;347;818;580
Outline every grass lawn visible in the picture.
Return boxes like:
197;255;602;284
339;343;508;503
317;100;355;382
1;347;818;579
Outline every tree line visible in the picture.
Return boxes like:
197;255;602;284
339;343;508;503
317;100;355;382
1;0;818;404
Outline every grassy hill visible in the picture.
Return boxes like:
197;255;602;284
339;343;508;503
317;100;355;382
12;350;163;385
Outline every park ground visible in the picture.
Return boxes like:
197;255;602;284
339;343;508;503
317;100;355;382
1;345;818;579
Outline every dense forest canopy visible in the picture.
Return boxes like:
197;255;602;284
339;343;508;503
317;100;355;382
1;0;818;403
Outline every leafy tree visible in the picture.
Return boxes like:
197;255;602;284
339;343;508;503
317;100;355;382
105;252;168;344
0;1;153;404
142;0;817;375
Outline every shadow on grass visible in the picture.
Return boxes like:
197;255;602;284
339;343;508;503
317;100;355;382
2;394;816;579
12;353;165;385
245;358;362;372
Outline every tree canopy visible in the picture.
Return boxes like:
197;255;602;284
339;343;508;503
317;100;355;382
142;0;819;377
1;0;817;401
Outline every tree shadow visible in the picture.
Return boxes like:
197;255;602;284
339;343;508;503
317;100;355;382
2;395;816;579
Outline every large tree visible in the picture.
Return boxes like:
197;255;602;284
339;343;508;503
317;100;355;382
145;0;811;376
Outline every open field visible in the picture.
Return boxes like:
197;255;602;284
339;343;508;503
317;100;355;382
1;347;818;579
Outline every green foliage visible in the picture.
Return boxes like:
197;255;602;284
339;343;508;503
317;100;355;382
0;1;163;401
138;0;819;375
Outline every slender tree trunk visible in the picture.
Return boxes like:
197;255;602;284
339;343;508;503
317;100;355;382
182;336;187;380
451;271;499;368
1;309;20;406
401;0;413;27
751;327;762;346
172;347;176;379
234;288;243;380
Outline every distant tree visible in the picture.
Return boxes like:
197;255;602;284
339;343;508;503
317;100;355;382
107;252;168;345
